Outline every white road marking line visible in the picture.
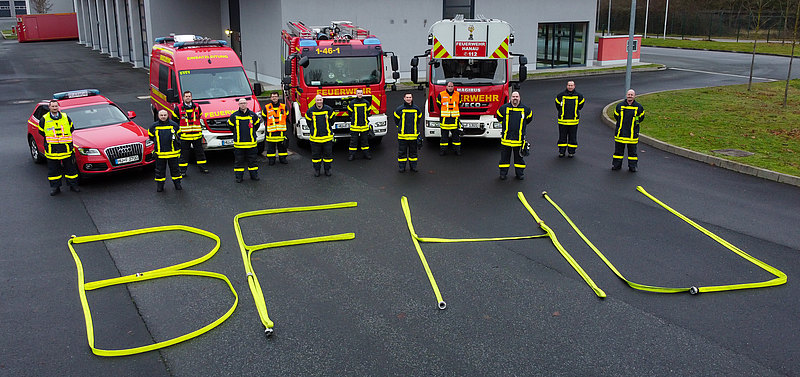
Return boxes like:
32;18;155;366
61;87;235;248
668;67;776;82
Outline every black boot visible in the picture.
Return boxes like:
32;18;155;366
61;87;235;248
250;171;260;181
268;159;276;166
199;165;209;174
50;187;61;196
279;157;288;164
69;185;81;193
174;180;182;190
156;182;165;192
314;169;321;177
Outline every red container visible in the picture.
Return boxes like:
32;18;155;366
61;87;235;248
16;13;78;43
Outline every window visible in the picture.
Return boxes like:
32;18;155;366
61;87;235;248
33;105;48;121
430;59;506;86
1;1;12;17
443;0;474;19
178;67;253;100
302;57;382;87
13;0;25;15
158;64;170;94
537;22;588;69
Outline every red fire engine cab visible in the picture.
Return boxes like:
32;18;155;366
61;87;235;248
281;21;399;146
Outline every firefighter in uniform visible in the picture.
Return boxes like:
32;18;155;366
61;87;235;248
394;92;423;172
496;91;533;180
555;80;585;158
612;89;645;172
260;92;289;165
148;110;182;192
436;81;462;156
305;95;335;177
347;88;372;161
38;99;80;195
227;98;262;182
173;91;208;175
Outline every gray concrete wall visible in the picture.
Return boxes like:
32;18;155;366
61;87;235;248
51;0;76;13
238;0;281;84
475;0;597;68
146;0;222;42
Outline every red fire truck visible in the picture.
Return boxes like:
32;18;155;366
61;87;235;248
281;21;399;146
150;35;264;150
410;16;528;140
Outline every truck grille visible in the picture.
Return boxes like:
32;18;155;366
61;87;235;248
205;118;231;132
105;142;142;166
323;95;371;112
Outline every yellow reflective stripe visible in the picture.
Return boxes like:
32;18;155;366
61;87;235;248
517;192;606;298
155;177;166;181
48;175;63;180
514;164;526;168
498;164;510;168
68;225;237;357
234;202;357;332
65;174;79;179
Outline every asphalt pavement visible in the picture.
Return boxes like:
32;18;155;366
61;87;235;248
1;40;798;376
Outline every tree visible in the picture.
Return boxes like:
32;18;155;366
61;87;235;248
31;0;53;14
746;0;772;90
784;0;799;107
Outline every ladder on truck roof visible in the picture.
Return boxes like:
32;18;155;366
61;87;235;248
285;21;371;40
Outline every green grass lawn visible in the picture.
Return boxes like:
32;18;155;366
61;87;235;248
607;80;800;176
641;38;800;57
1;29;17;39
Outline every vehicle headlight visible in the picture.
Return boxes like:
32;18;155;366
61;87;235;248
145;139;154;147
77;147;101;156
492;122;502;129
373;120;386;129
427;121;440;128
301;124;309;131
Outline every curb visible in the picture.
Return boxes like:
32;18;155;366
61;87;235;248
525;65;666;80
601;100;800;187
641;44;799;58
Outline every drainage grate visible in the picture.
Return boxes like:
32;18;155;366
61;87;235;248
711;149;754;157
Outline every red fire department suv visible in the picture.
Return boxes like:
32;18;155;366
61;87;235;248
26;89;155;174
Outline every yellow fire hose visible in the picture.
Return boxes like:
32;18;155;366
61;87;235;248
541;187;787;294
68;225;238;357
234;202;357;336
401;195;604;310
516;192;607;298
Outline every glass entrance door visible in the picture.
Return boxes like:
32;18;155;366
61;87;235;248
537;22;588;69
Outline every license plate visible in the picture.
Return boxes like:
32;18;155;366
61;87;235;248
333;122;349;130
116;155;139;164
461;123;480;128
221;139;234;146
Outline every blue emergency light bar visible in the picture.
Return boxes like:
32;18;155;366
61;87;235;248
363;37;381;45
298;39;317;47
53;89;101;100
174;40;228;48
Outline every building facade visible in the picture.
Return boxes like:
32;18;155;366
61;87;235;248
72;0;596;83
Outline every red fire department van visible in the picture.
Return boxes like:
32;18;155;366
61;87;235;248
150;35;264;150
280;21;399;146
410;16;528;140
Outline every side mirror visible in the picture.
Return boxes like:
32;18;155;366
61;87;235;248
411;67;418;84
284;59;292;76
253;82;262;96
298;56;309;68
282;75;291;85
127;111;137;119
410;57;419;67
392;71;400;80
166;88;178;103
391;55;399;71
518;55;528;66
518;65;527;83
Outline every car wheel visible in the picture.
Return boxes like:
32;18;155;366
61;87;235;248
29;135;45;163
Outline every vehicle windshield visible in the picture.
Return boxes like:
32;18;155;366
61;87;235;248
431;59;506;86
302;56;382;86
62;104;130;129
178;67;253;100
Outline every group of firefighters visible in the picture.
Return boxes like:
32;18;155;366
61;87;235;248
40;81;645;194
